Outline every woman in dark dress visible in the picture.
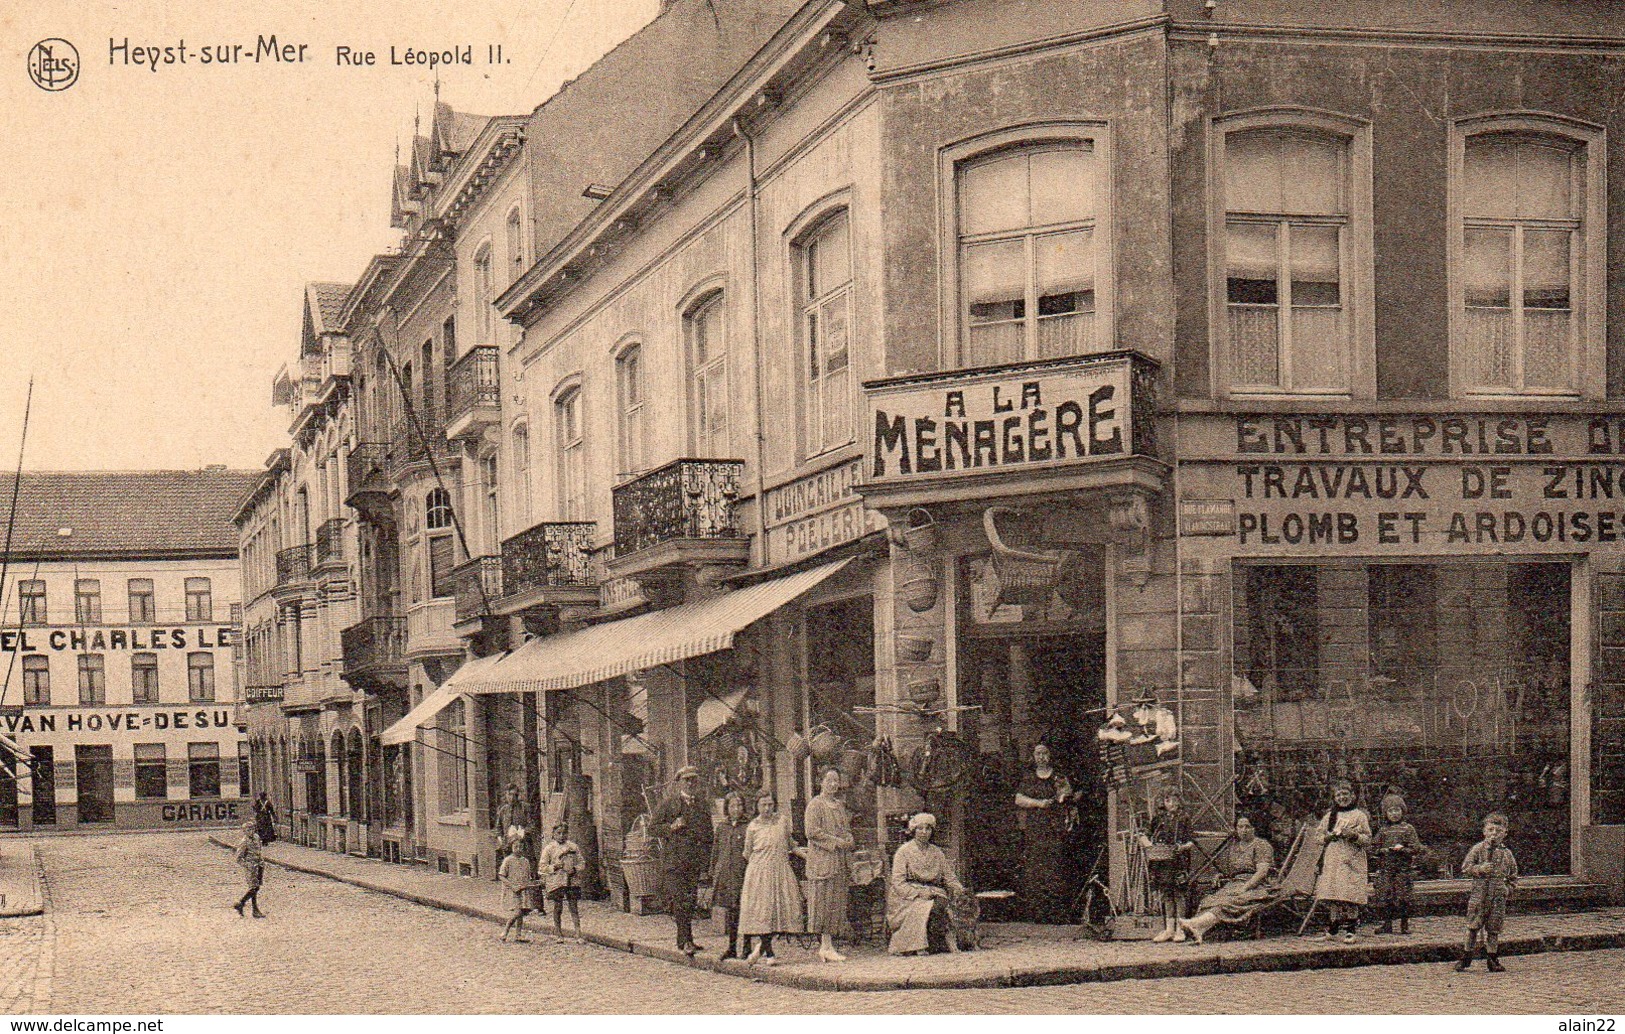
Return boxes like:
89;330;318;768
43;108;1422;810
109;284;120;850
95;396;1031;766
1014;743;1075;922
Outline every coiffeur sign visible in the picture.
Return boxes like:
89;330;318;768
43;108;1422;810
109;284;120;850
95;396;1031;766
865;355;1138;484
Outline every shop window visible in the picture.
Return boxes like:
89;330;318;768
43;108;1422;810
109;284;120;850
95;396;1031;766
1452;119;1602;397
798;210;854;457
18;579;45;625
437;698;470;815
131;652;159;704
127;579;155;623
955;137;1103;367
187;652;215;703
686;292;729;458
21;655;49;706
134;744;167;800
77;654;105;705
188;742;221;798
1232;561;1572;877
74;579;101;624
617;343;646;479
185;577;213;622
1214;118;1368;395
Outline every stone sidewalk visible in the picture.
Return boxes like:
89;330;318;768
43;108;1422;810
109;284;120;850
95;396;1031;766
212;833;1625;991
0;841;45;918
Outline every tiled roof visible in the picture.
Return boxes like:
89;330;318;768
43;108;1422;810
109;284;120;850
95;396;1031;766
307;282;352;335
524;0;809;264
435;103;490;156
0;469;258;557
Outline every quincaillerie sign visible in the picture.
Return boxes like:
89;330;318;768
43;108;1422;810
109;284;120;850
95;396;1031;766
863;352;1155;486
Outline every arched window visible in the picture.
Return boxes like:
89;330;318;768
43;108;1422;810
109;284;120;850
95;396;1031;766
426;487;454;530
474;242;495;346
617;342;646;477
554;385;587;519
1452;116;1603;397
506;206;525;276
957;140;1099;366
424;486;456;599
685;292;729;457
797;210;854;456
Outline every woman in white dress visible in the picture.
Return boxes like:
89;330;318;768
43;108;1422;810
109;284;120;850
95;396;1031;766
738;793;805;965
887;812;964;955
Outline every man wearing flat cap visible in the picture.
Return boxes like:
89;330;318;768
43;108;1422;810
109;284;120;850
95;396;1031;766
651;764;714;955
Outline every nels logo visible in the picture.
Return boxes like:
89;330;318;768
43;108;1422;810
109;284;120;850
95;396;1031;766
28;38;79;91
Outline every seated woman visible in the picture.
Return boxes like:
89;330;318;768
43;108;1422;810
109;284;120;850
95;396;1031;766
1178;815;1278;945
887;812;964;956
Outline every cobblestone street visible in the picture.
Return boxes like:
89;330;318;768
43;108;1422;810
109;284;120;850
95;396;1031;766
0;833;1616;1014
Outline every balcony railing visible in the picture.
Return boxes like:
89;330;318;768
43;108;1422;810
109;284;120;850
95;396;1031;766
341;615;406;674
315;517;347;566
452;555;504;624
446;346;500;437
275;544;313;585
612;459;744;557
502;522;595;598
344;443;390;509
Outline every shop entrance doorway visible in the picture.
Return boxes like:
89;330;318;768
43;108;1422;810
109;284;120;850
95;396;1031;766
958;553;1107;923
75;746;114;824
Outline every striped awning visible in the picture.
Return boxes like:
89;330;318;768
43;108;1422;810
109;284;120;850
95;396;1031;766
464;559;852;695
379;652;508;746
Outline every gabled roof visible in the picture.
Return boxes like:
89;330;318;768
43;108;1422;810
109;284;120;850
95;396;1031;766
306;282;351;336
522;0;811;266
432;102;489;158
0;469;259;558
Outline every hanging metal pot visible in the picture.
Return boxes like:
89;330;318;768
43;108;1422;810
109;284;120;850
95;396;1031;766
901;507;940;554
899;561;939;613
896;634;933;662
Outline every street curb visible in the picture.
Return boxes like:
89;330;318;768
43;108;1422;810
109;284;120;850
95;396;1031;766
0;843;46;919
209;837;1625;991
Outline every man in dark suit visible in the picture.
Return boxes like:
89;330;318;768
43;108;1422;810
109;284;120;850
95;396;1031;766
651;765;713;955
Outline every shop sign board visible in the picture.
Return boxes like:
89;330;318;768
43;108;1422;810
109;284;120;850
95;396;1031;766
1;707;238;737
863;354;1145;486
764;459;885;564
0;625;235;654
1180;413;1625;554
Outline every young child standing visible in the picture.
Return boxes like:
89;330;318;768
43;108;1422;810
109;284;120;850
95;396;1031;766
1371;792;1424;935
1139;789;1194;943
1456;812;1518;972
498;838;537;943
538;822;584;939
1314;779;1371;942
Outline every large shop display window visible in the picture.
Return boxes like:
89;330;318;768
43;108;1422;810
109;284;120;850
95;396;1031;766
1233;560;1571;876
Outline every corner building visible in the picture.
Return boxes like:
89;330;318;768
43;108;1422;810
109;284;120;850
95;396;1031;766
0;470;255;831
335;0;1625;915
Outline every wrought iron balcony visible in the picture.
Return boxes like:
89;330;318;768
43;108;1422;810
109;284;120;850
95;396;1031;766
452;555;504;625
315;517;347;566
446;346;501;440
340;615;407;689
611;458;745;558
275;544;313;585
501;522;596;610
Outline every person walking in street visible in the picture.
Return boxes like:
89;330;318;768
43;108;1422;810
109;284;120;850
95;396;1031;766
739;793;805;966
804;767;855;963
493;784;530;881
1314;779;1371;942
498;837;537;943
710;791;751;959
1456;812;1519;972
252;792;278;845
538;821;584;939
232;819;266;918
650;765;714;956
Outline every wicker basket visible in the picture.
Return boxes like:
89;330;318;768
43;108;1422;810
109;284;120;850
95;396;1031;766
621;854;660;901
